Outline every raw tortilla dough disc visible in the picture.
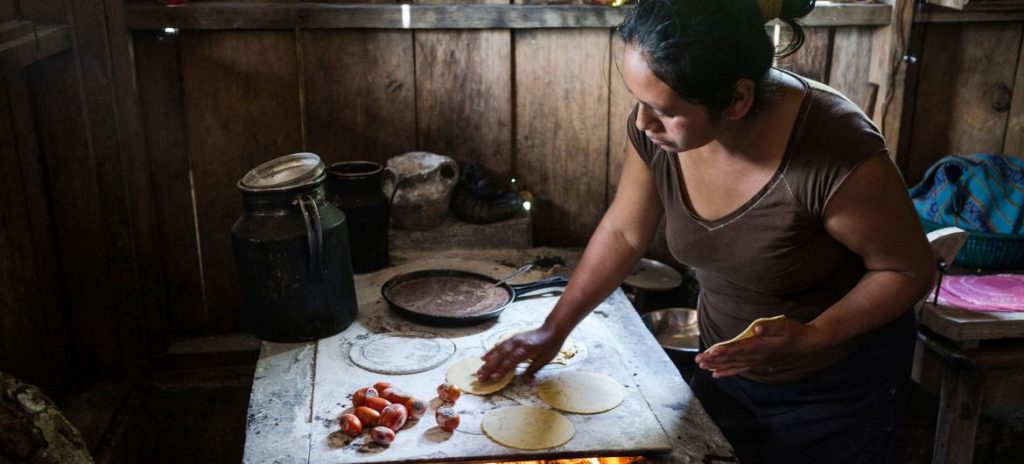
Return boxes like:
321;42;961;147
537;370;626;414
709;315;786;349
492;330;583;365
446;356;515;395
481;406;575;450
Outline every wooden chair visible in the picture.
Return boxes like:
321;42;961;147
913;227;1024;464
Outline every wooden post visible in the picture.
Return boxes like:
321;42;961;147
71;0;153;367
868;0;917;167
933;364;984;464
101;0;170;357
133;31;209;338
0;72;74;399
1004;31;1024;157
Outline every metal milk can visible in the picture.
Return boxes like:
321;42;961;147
231;153;358;342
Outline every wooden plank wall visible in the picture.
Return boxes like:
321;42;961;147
905;21;1024;183
181;30;305;333
17;1;67;24
516;28;610;246
9;1;1024;398
416;0;513;186
135;32;207;337
0;0;15;21
0;70;72;399
0;1;74;400
0;0;163;400
128;20;884;335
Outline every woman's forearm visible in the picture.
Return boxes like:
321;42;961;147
541;220;653;338
806;268;933;351
538;147;663;338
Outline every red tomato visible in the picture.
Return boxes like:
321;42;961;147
437;382;462;403
373;381;392;392
381;387;414;404
338;414;362;437
365;396;392;412
379;403;408;431
404;398;427;420
354;406;381;427
370;426;396;445
353;387;379;407
435;406;460;432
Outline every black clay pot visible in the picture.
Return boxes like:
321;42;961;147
327;161;390;274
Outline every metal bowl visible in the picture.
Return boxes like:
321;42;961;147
624;258;683;291
641;307;700;355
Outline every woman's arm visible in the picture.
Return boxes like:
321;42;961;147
477;143;664;380
697;153;935;378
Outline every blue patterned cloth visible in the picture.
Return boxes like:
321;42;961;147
909;154;1024;234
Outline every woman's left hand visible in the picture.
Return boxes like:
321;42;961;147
694;318;831;379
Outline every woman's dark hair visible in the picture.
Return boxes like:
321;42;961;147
618;0;816;116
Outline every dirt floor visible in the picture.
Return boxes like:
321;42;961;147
668;360;1024;464
66;364;252;464
894;382;1024;464
133;366;253;464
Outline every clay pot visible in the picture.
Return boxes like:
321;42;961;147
383;151;459;230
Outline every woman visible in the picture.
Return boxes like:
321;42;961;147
478;0;934;462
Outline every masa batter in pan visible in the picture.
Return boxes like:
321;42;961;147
387;276;511;317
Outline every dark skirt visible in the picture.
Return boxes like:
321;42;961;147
690;311;917;464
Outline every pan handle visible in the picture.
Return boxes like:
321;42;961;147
510;276;568;297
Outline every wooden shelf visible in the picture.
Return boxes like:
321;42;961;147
920;0;1024;21
925;0;1024;10
0;20;71;71
917;5;1024;21
124;2;892;30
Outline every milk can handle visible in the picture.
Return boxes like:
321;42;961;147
384;167;404;206
296;195;324;282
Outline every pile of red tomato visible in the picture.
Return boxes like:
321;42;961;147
335;380;466;446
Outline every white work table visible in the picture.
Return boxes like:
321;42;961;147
242;254;734;463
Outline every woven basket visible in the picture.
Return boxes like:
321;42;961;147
922;219;1024;269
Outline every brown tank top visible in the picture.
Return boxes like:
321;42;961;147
627;74;889;383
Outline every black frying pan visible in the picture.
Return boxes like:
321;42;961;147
381;269;568;326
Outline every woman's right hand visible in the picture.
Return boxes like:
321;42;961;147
477;326;566;381
476;142;662;383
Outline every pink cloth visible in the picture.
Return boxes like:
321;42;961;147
936;274;1024;312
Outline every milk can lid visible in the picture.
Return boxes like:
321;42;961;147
240;152;325;191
